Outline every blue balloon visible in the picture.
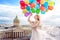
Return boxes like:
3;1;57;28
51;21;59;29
26;6;30;12
43;2;48;9
29;0;35;4
41;11;45;14
35;4;40;9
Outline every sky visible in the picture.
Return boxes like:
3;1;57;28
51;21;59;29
0;0;60;26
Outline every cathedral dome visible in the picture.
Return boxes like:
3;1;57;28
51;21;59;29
14;16;20;23
13;16;20;27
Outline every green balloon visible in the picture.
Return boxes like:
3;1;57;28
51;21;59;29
36;9;40;14
31;8;35;13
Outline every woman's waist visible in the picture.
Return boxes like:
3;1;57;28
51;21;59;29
32;27;40;31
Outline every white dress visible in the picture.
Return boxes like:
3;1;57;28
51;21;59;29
30;27;56;40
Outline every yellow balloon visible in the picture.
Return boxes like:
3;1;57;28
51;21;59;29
23;9;27;14
48;1;54;6
24;0;29;4
40;0;45;4
45;0;48;2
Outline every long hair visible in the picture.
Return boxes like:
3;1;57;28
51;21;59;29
36;15;40;21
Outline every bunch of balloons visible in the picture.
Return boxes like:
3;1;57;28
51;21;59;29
20;0;55;17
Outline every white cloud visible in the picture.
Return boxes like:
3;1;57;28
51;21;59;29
0;4;23;17
0;17;11;20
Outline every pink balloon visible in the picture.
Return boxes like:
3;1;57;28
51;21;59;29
20;0;23;1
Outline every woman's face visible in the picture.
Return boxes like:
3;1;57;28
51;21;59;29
34;15;39;20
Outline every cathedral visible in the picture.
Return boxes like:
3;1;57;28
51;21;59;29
0;16;31;40
13;15;31;32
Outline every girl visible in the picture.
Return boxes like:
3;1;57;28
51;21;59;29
28;13;56;40
28;13;40;30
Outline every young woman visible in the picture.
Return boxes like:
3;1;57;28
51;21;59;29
28;13;56;40
28;13;40;30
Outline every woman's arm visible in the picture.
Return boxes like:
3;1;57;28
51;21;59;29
28;13;32;23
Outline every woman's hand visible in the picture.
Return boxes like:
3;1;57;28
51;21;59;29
29;13;32;16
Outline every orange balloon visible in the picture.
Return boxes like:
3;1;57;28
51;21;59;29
30;3;35;8
48;6;53;10
40;5;45;11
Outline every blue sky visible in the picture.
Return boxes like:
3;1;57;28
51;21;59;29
0;0;19;6
0;0;60;26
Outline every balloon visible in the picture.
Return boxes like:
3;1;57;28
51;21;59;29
41;11;45;14
36;9;40;14
23;9;27;14
24;0;29;5
48;6;53;10
45;0;48;2
35;4;40;9
40;0;44;4
24;12;31;17
20;0;55;17
36;0;40;4
21;6;25;9
48;1;54;6
29;0;35;4
26;6;30;12
30;3;35;8
40;5;45;11
43;2;48;8
43;2;48;10
31;8;35;13
20;0;23;1
20;1;26;6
